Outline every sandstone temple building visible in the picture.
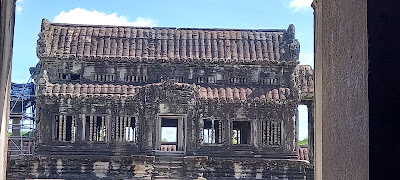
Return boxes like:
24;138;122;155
7;19;315;179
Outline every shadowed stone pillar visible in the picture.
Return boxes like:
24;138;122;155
313;0;368;179
11;117;21;146
306;101;314;164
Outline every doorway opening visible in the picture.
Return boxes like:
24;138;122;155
232;121;251;145
161;118;178;151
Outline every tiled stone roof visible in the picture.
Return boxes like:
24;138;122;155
42;81;293;101
37;19;299;64
198;87;293;100
43;83;141;97
295;65;314;98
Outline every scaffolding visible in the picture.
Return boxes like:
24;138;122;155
8;77;36;159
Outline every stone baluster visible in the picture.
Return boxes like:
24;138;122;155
211;120;215;143
278;120;282;145
95;116;99;141
262;121;266;144
119;117;123;142
273;121;278;145
267;120;271;145
116;117;119;142
62;115;67;141
218;120;222;143
127;117;131;141
123;117;128;141
72;116;75;142
101;116;105;141
58;115;63;141
94;116;98;141
89;116;93;141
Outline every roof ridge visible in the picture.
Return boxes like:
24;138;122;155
44;19;288;32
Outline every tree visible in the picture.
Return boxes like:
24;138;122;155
299;138;308;146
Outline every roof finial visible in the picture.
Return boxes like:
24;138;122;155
41;18;51;32
287;24;295;39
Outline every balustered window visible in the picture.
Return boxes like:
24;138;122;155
168;76;184;83
196;76;217;84
84;115;107;142
260;78;278;85
55;115;76;142
93;74;114;82
125;74;147;83
230;77;247;84
262;120;282;145
115;116;136;142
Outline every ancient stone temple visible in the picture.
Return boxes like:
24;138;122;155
7;19;314;179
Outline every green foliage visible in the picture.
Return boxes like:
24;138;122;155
299;138;308;146
21;131;34;137
161;138;168;142
8;131;34;137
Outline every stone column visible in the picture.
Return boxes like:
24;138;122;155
59;115;63;141
306;100;315;164
11;117;21;146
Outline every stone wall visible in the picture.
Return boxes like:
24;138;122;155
0;0;16;179
34;82;300;159
7;155;313;179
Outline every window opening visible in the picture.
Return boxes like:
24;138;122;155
125;74;147;83
168;76;184;83
262;120;282;145
260;78;278;85
96;116;106;141
196;76;216;84
230;77;247;84
203;119;222;144
55;115;76;142
58;73;67;80
115;116;136;142
297;105;309;146
84;115;106;141
232;121;251;144
70;74;80;80
94;74;114;82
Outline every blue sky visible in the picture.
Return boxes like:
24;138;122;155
13;0;313;140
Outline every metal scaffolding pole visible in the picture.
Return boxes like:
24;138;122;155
7;77;36;159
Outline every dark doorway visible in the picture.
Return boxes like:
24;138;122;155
232;121;251;144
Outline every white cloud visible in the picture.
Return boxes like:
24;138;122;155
289;0;313;12
299;52;314;68
53;8;158;27
16;0;24;14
